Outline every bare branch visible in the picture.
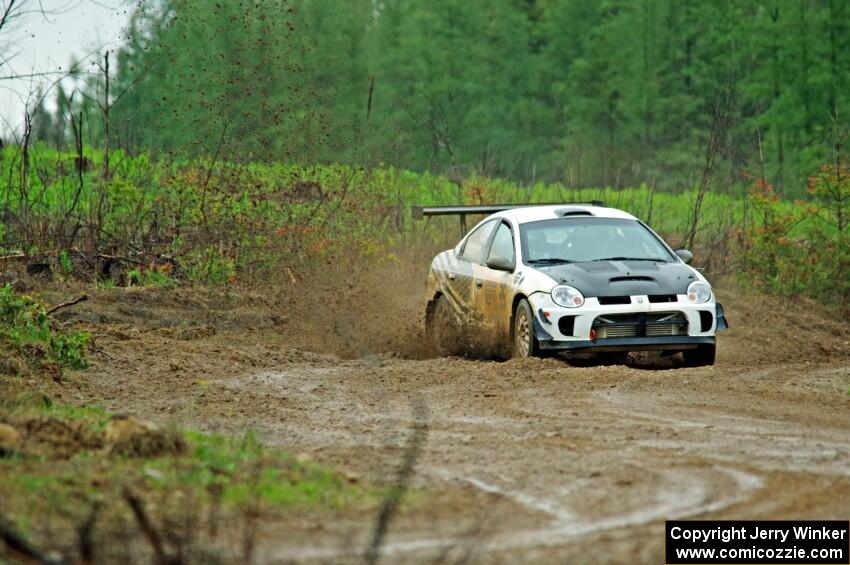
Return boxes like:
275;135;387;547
0;0;19;34
0;71;68;81
46;294;88;316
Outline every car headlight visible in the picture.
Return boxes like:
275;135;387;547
551;285;584;308
686;281;712;304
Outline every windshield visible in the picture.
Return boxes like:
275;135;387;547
519;218;675;264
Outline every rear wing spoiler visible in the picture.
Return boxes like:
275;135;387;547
411;201;605;220
412;201;605;233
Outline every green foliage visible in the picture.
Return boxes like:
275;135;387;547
0;392;383;556
8;0;849;303
128;267;176;288
736;172;849;301
183;248;236;285
7;396;112;433
0;284;89;370
157;430;375;508
58;251;73;275
0;145;846;301
31;0;848;196
1;426;376;517
50;331;91;371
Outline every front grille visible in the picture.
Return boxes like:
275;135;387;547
597;294;677;305
599;325;638;338
646;322;681;336
593;312;687;339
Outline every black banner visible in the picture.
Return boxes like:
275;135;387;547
666;521;850;564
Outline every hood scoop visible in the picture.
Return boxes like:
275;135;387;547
577;261;619;272
621;260;660;271
610;275;654;283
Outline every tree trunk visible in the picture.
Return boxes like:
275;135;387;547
798;0;812;133
20;110;32;251
769;4;783;192
103;51;110;182
828;0;840;159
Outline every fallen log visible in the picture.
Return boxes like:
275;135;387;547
0;253;25;261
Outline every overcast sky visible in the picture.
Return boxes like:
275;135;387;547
0;0;130;137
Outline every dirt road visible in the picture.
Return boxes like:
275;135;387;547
56;282;850;564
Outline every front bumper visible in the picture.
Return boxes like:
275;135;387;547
528;292;725;352
538;335;715;352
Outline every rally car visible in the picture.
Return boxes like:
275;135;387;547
417;202;727;366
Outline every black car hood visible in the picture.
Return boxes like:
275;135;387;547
533;260;697;297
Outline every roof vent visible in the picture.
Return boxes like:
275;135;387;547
555;209;594;217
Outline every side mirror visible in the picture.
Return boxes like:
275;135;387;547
486;254;515;272
675;249;694;264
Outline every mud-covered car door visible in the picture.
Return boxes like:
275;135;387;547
472;220;516;343
444;220;498;323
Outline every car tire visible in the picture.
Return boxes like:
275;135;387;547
682;344;716;367
513;298;542;358
428;295;464;356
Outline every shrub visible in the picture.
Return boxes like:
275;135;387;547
0;285;89;370
0;145;846;304
128;267;176;287
737;175;849;302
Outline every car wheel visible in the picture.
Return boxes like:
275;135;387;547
682;344;716;367
513;299;541;358
428;295;463;356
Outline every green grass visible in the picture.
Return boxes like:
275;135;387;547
141;430;377;509
1;145;845;300
0;430;375;510
0;390;384;550
0;145;803;265
0;389;376;509
0;389;393;563
128;268;176;287
0;364;408;562
36;401;112;432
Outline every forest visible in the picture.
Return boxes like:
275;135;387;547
22;0;849;196
7;0;846;302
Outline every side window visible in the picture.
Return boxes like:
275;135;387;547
487;222;515;262
460;220;496;263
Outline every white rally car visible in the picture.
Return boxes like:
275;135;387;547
417;202;727;366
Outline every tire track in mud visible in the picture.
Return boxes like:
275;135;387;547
590;369;850;478
220;359;835;562
266;466;763;563
74;283;850;563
